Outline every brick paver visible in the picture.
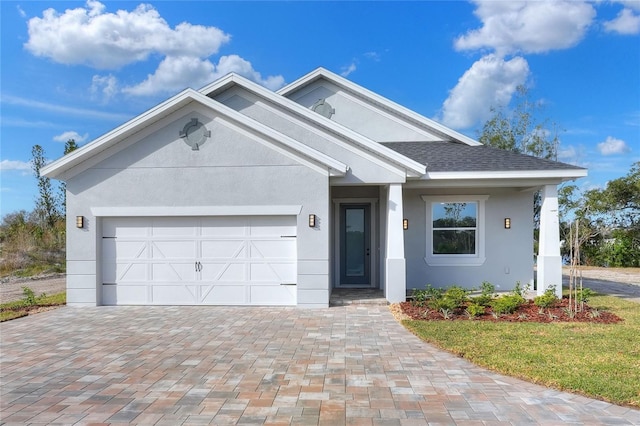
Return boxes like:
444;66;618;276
1;305;638;425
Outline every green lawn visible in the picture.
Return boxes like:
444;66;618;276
0;291;66;322
403;295;640;407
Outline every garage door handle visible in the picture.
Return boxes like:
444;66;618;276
195;261;202;272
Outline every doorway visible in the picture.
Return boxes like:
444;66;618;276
339;204;373;287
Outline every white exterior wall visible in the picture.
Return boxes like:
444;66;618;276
285;81;440;143
403;187;534;292
216;89;407;184
65;104;331;307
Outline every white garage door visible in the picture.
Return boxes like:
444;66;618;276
102;216;297;305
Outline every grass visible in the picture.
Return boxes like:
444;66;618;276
403;294;640;408
0;291;66;322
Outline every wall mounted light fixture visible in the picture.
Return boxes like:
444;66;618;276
504;218;511;229
403;218;409;230
76;216;84;229
309;214;316;228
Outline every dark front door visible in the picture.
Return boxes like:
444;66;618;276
340;204;371;286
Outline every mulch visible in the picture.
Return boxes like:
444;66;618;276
400;298;623;324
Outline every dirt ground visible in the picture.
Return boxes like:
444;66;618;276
1;267;638;304
0;274;67;304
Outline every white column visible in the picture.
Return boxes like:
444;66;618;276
385;183;406;303
537;184;562;297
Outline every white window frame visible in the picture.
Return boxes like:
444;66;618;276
421;195;489;266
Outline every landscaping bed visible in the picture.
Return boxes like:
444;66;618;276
400;297;622;324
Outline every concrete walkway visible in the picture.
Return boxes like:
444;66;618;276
1;305;638;425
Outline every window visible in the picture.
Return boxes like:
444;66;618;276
421;195;488;266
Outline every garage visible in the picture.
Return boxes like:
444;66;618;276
101;216;297;305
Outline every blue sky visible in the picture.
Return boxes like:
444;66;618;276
1;1;639;217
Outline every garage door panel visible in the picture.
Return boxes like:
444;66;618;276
201;241;246;259
152;240;197;259
105;284;147;305
200;262;247;281
201;285;248;305
102;215;297;306
249;263;296;283
151;263;195;282
103;240;147;263
105;263;148;282
251;240;296;259
151;219;198;236
201;217;247;236
103;218;148;237
152;285;198;304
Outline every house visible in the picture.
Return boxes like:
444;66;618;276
41;68;587;308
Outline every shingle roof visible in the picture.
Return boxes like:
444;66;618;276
380;141;586;173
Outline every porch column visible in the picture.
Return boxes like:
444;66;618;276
537;184;562;298
385;183;406;303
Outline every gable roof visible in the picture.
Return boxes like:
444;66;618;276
277;67;482;147
199;73;426;178
41;88;348;180
382;141;587;180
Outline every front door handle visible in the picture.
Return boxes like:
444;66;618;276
366;248;370;256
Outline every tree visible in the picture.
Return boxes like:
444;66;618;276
479;85;559;160
560;162;640;267
478;85;561;249
31;145;60;229
58;139;79;215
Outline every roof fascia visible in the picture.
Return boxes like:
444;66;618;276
42;88;347;180
424;169;588;180
200;72;425;177
277;67;482;147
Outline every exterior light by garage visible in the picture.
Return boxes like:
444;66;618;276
504;218;511;229
403;218;409;230
76;216;84;228
308;214;316;228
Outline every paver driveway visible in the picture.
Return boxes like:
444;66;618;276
1;305;638;425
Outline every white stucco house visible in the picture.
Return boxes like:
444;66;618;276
42;68;586;308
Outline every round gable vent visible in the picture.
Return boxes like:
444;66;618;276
179;118;211;150
311;98;335;119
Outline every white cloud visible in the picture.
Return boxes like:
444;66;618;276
53;131;89;143
24;1;230;69
341;62;357;77
123;55;285;96
440;55;530;129
597;136;631;155
364;51;382;61
17;5;26;18
0;160;31;172
604;8;640;35
91;74;118;101
455;0;596;55
25;1;284;97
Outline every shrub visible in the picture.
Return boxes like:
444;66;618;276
22;286;37;306
577;288;595;303
429;296;458;312
465;302;486;318
474;281;495;306
534;286;558;309
427;285;469;311
513;281;530;298
443;285;469;308
411;285;444;307
491;294;525;315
